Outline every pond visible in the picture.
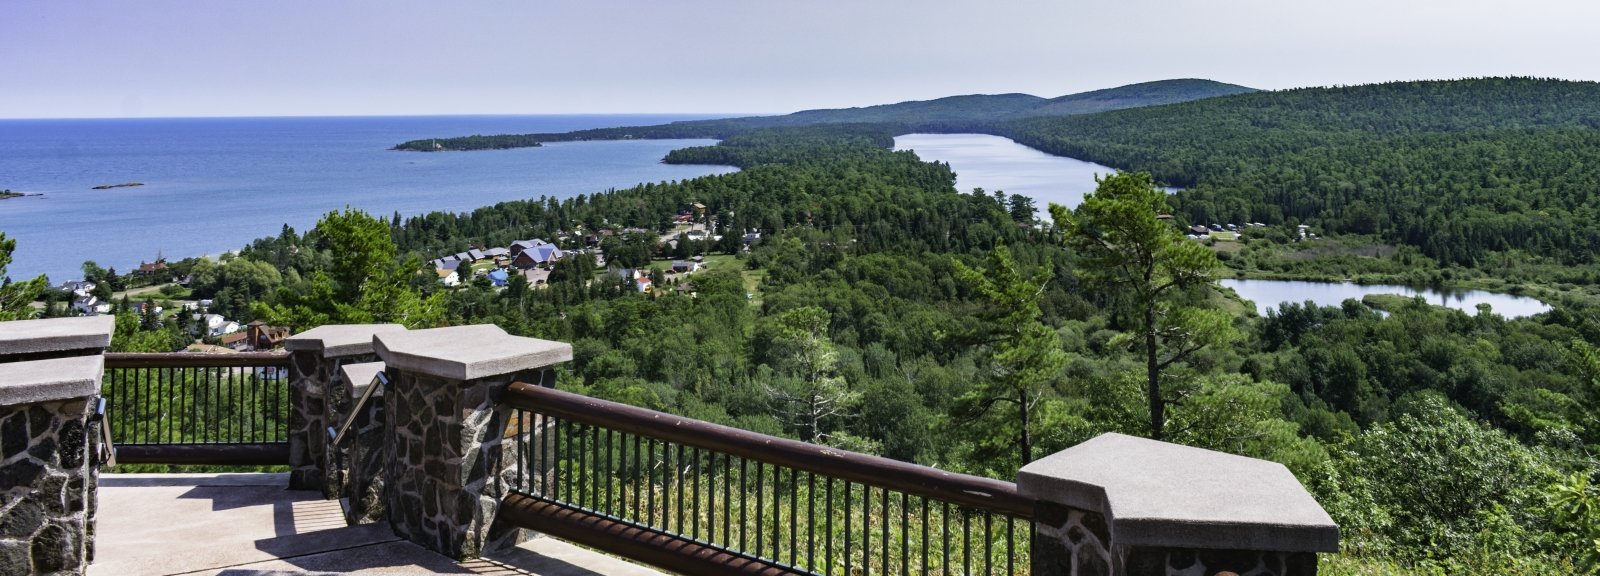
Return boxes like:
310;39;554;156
1220;278;1551;318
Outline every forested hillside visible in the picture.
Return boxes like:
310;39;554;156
391;79;1255;151
1004;78;1600;266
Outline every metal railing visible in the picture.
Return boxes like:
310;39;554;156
501;382;1034;576
102;352;292;465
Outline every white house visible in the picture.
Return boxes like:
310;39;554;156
72;296;110;316
195;313;241;337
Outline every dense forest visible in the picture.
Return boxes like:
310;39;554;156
16;79;1597;573
1003;78;1600;267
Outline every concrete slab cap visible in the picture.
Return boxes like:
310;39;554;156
340;361;386;398
1017;432;1339;553
0;355;104;405
0;316;115;356
283;323;407;357
374;324;572;381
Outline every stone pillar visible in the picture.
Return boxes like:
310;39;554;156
374;325;572;560
1017;433;1340;576
335;361;387;525
0;316;115;575
282;324;406;493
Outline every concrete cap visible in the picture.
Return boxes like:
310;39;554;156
0;316;115;356
0;355;104;405
283;324;407;357
373;325;572;381
1017;433;1339;553
340;361;386;398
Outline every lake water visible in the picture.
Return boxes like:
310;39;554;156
0;115;738;282
1221;279;1551;318
893;133;1120;217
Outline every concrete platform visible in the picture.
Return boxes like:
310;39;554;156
90;473;663;576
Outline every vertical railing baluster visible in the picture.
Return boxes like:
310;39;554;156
844;481;852;576
863;481;871;576
825;476;834;574
984;511;993;576
807;471;815;572
921;496;929;575
755;461;764;559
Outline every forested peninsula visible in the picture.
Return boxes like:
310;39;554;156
14;77;1594;574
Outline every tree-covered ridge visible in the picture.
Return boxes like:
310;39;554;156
390;79;1256;151
1003;77;1600;266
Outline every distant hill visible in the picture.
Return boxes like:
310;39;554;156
392;79;1257;151
1027;79;1260;117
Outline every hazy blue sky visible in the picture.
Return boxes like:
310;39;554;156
4;0;1596;118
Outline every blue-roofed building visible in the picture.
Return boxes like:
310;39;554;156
487;269;509;287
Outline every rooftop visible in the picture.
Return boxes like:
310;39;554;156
90;473;662;576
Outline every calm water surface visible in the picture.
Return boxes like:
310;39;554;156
894;133;1119;217
1221;279;1551;318
0;115;737;281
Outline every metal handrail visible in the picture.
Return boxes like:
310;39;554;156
93;396;116;467
329;371;386;447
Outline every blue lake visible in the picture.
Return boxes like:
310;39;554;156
0;115;737;282
894;133;1120;217
1221;279;1551;319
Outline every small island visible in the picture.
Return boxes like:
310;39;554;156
91;182;144;190
392;136;543;152
0;189;21;201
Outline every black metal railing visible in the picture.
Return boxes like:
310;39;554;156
102;352;292;464
501;382;1034;576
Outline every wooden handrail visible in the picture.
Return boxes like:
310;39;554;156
504;381;1035;518
105;351;291;368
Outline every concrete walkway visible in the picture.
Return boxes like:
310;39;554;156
90;473;663;576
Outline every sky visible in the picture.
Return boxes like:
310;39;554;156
3;0;1598;119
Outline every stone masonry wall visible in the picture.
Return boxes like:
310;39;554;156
0;398;96;575
383;369;528;559
288;350;378;494
1033;501;1115;576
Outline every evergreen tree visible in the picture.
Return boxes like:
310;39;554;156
1054;171;1237;440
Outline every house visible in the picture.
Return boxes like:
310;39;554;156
1189;225;1210;235
137;259;168;274
437;267;460;287
430;256;461;270
509;239;548;257
671;260;699;274
59;280;96;297
220;332;251;351
742;231;762;245
196;313;241;337
487;269;509;287
512;244;565;269
467;249;486;262
245;321;291;350
481;247;510;259
635;277;653;293
72;296;110;316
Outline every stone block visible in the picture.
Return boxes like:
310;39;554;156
0;356;104;407
1017;433;1339;554
284;323;407;358
0;316;114;357
374;325;571;381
